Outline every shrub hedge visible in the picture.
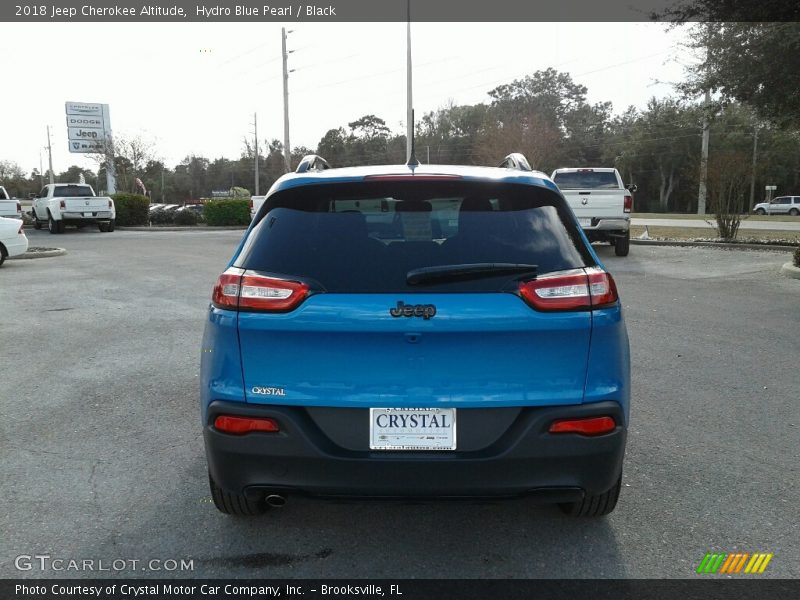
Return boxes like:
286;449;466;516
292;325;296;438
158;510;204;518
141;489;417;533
204;199;250;226
111;193;150;226
174;209;199;226
794;246;800;268
149;208;174;225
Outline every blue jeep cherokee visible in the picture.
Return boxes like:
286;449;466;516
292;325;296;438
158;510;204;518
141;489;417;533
201;154;630;517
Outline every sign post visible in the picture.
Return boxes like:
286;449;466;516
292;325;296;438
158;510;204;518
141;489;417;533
65;101;116;193
765;185;776;204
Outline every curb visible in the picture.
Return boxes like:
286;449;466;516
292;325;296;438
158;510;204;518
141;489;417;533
631;239;798;252
9;248;66;260
780;263;800;279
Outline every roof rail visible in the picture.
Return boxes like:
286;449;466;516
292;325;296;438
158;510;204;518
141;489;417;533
295;154;331;174
498;153;532;172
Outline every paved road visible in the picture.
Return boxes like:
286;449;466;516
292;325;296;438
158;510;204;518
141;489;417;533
1;229;797;579
632;218;800;231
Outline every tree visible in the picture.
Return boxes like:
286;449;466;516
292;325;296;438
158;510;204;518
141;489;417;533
678;22;800;129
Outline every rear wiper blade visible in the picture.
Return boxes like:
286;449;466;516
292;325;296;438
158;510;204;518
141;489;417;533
407;263;538;285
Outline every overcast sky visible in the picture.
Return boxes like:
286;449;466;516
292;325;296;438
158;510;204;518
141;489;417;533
1;22;693;175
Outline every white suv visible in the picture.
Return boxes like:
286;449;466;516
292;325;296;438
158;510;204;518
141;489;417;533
753;196;800;216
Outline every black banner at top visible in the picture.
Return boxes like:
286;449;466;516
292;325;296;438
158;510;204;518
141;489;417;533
1;0;798;23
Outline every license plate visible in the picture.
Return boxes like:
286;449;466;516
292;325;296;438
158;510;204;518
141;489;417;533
369;408;456;450
83;212;93;217
578;218;592;227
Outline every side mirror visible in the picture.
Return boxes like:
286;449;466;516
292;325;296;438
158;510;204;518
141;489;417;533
626;184;638;193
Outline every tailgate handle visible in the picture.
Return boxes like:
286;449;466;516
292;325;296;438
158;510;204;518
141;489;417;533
579;192;591;195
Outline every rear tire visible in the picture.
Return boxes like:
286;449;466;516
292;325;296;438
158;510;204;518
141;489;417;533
209;472;266;516
0;245;6;267
559;476;621;517
33;216;42;230
48;216;63;234
98;222;109;232
614;231;630;256
107;219;115;232
789;208;799;216
755;208;766;215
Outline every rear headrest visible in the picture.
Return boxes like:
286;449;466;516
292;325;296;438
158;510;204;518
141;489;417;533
459;197;493;212
395;201;432;212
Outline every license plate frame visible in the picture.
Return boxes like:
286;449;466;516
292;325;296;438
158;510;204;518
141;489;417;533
369;407;456;451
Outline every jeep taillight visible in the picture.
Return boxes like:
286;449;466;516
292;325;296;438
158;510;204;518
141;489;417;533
518;268;618;311
18;224;24;235
108;199;112;208
16;202;21;212
59;200;65;209
212;267;309;312
623;195;633;213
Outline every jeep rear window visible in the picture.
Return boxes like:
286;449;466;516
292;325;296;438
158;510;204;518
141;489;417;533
235;181;594;293
552;171;620;190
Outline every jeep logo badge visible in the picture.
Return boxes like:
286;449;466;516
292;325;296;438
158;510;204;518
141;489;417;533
581;198;588;205
390;301;437;320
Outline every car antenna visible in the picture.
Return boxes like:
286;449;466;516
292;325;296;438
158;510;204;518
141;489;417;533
405;0;419;167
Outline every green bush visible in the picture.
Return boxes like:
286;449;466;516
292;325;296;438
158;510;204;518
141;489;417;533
149;208;174;225
174;209;199;226
111;193;150;226
204;199;250;226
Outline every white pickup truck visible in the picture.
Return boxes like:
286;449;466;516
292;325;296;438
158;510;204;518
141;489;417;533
0;186;22;219
32;183;115;234
551;167;635;257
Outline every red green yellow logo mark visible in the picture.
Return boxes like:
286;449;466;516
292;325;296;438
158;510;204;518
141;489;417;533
697;553;773;574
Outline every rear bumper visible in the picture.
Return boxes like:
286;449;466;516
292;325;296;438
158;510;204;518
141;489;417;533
204;400;626;499
3;236;28;258
581;218;630;231
61;212;114;223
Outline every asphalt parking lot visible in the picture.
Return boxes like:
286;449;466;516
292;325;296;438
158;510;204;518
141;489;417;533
1;228;798;579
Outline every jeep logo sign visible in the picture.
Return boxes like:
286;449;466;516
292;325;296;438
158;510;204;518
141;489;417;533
389;301;437;320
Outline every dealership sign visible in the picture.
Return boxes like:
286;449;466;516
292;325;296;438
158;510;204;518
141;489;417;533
65;101;111;153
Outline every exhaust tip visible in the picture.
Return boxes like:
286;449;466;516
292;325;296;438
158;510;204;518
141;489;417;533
265;494;287;508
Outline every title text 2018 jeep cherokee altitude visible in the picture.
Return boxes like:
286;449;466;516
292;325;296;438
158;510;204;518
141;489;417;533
201;155;630;517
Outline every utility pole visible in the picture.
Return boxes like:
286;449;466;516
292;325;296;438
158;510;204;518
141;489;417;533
697;88;710;215
252;112;259;195
696;24;712;215
749;123;759;210
39;151;44;187
46;126;55;184
161;169;166;203
281;28;292;173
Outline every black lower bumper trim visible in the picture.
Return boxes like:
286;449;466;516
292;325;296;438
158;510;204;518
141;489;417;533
204;400;626;499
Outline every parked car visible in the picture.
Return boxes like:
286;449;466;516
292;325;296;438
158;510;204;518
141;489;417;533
0;217;29;266
551;167;634;256
250;195;266;220
753;196;800;215
0;186;22;219
201;153;630;517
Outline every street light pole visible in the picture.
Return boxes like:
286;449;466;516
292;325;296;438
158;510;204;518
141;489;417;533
253;112;259;195
46;125;55;184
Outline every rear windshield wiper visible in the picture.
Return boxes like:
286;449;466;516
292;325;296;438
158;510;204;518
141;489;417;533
407;263;538;286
